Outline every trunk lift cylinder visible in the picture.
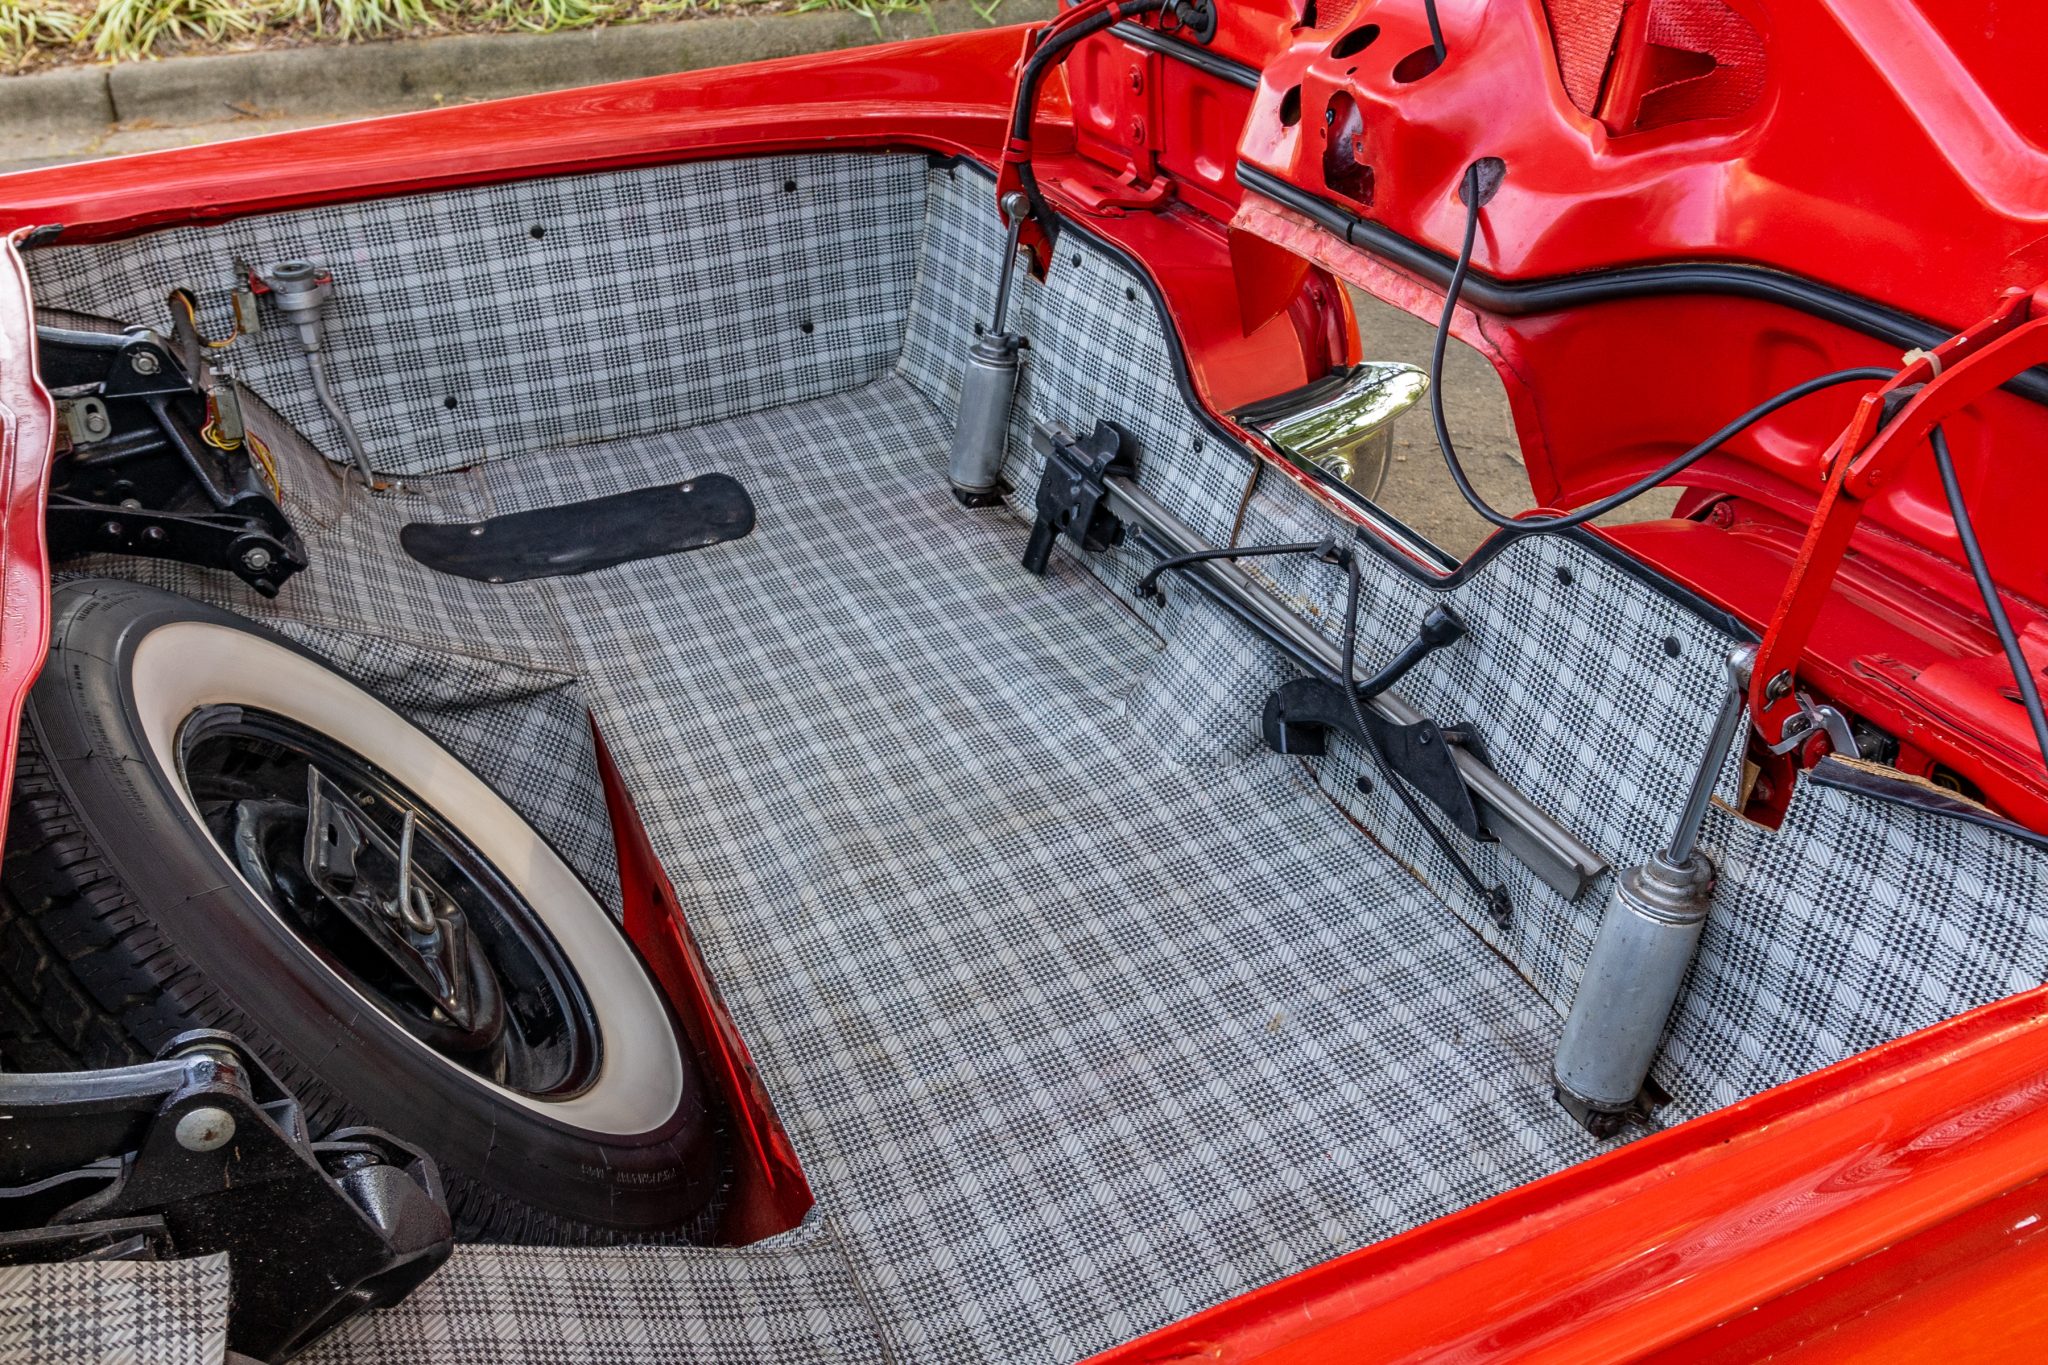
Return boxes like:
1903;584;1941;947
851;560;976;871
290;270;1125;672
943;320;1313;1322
1553;645;1754;1135
947;193;1033;505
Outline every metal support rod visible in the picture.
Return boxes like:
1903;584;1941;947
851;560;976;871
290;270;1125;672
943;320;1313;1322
306;346;376;488
1101;474;1607;899
990;195;1030;335
1667;645;1757;866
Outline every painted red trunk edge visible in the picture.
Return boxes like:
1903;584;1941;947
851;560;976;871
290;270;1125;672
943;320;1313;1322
0;237;57;851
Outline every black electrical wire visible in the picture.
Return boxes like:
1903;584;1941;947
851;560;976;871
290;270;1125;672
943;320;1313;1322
1339;544;1511;921
1422;0;1446;64
1426;164;1896;536
1010;0;1169;231
1135;538;1328;601
1930;425;2048;776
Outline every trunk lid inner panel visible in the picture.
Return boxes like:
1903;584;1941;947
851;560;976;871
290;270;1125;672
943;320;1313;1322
20;152;2048;1363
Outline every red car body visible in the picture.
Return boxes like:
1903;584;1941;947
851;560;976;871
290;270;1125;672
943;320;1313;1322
2;1;2045;1357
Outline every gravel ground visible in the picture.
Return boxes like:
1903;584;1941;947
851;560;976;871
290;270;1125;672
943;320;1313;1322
1348;288;1677;559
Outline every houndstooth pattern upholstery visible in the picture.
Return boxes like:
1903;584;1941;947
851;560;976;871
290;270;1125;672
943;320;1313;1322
36;375;1612;1364
303;1229;883;1364
0;1254;229;1365
268;623;625;918
1237;479;1745;1018
26;155;929;479
464;402;1608;1365
1664;773;2048;1114
24;152;2048;1363
903;163;2048;1114
905;167;1746;1016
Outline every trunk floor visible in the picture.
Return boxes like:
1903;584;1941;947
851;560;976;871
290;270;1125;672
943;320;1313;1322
258;376;1607;1363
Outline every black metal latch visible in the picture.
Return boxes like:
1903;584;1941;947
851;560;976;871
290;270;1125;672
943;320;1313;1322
1021;420;1136;576
0;1029;453;1361
1261;603;1490;840
1265;684;1489;841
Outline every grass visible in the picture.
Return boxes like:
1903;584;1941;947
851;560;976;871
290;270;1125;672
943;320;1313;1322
1;0;970;67
1;0;79;67
85;0;257;59
266;0;463;40
485;0;612;34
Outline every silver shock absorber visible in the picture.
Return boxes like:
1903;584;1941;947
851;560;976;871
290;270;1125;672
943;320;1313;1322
947;192;1033;507
1552;643;1756;1136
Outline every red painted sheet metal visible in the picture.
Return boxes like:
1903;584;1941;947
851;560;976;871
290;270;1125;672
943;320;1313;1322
1217;3;2048;811
1232;0;2048;331
1090;986;2048;1364
593;724;813;1243
0;239;56;850
0;26;1033;243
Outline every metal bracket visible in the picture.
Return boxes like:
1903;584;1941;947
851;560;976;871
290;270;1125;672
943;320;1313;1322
1061;35;1176;216
38;322;308;596
297;770;496;1039
1765;691;1862;760
1553;1083;1659;1140
1263;677;1489;840
1022;420;1138;575
1750;284;2048;746
0;1030;452;1361
47;496;301;597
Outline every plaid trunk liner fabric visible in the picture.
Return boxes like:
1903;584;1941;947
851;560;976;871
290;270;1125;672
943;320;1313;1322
20;152;2048;1363
0;1254;229;1365
283;377;1609;1364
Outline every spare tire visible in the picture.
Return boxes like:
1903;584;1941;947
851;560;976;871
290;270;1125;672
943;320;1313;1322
3;579;722;1244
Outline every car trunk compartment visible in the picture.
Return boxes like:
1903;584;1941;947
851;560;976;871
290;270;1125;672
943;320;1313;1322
19;151;2048;1364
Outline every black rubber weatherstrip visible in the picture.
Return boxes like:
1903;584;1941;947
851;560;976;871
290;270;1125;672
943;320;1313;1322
401;473;756;583
1110;22;1262;88
1236;161;2048;409
1809;756;2048;853
1094;32;2044;405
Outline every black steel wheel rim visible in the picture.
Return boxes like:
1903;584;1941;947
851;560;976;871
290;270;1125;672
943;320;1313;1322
176;705;602;1101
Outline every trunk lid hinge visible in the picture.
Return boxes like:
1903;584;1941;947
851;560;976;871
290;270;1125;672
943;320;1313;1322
1751;285;2048;753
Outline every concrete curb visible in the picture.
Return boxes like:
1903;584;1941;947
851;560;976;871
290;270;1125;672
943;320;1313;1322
0;64;117;144
3;0;1048;154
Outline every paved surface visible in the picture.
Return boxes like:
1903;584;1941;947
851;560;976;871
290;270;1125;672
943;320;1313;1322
1350;291;1676;558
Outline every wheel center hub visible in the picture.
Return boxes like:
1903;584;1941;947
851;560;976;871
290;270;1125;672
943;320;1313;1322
293;767;506;1046
183;705;600;1100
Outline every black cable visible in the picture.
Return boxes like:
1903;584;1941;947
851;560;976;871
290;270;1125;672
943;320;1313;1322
1423;0;1446;64
1135;539;1328;601
1011;0;1168;231
1233;161;2048;408
1134;531;1507;918
1930;425;2048;776
1339;546;1511;922
1426;164;1896;536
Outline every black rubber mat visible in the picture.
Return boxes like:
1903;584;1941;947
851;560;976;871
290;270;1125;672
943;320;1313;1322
401;474;755;582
